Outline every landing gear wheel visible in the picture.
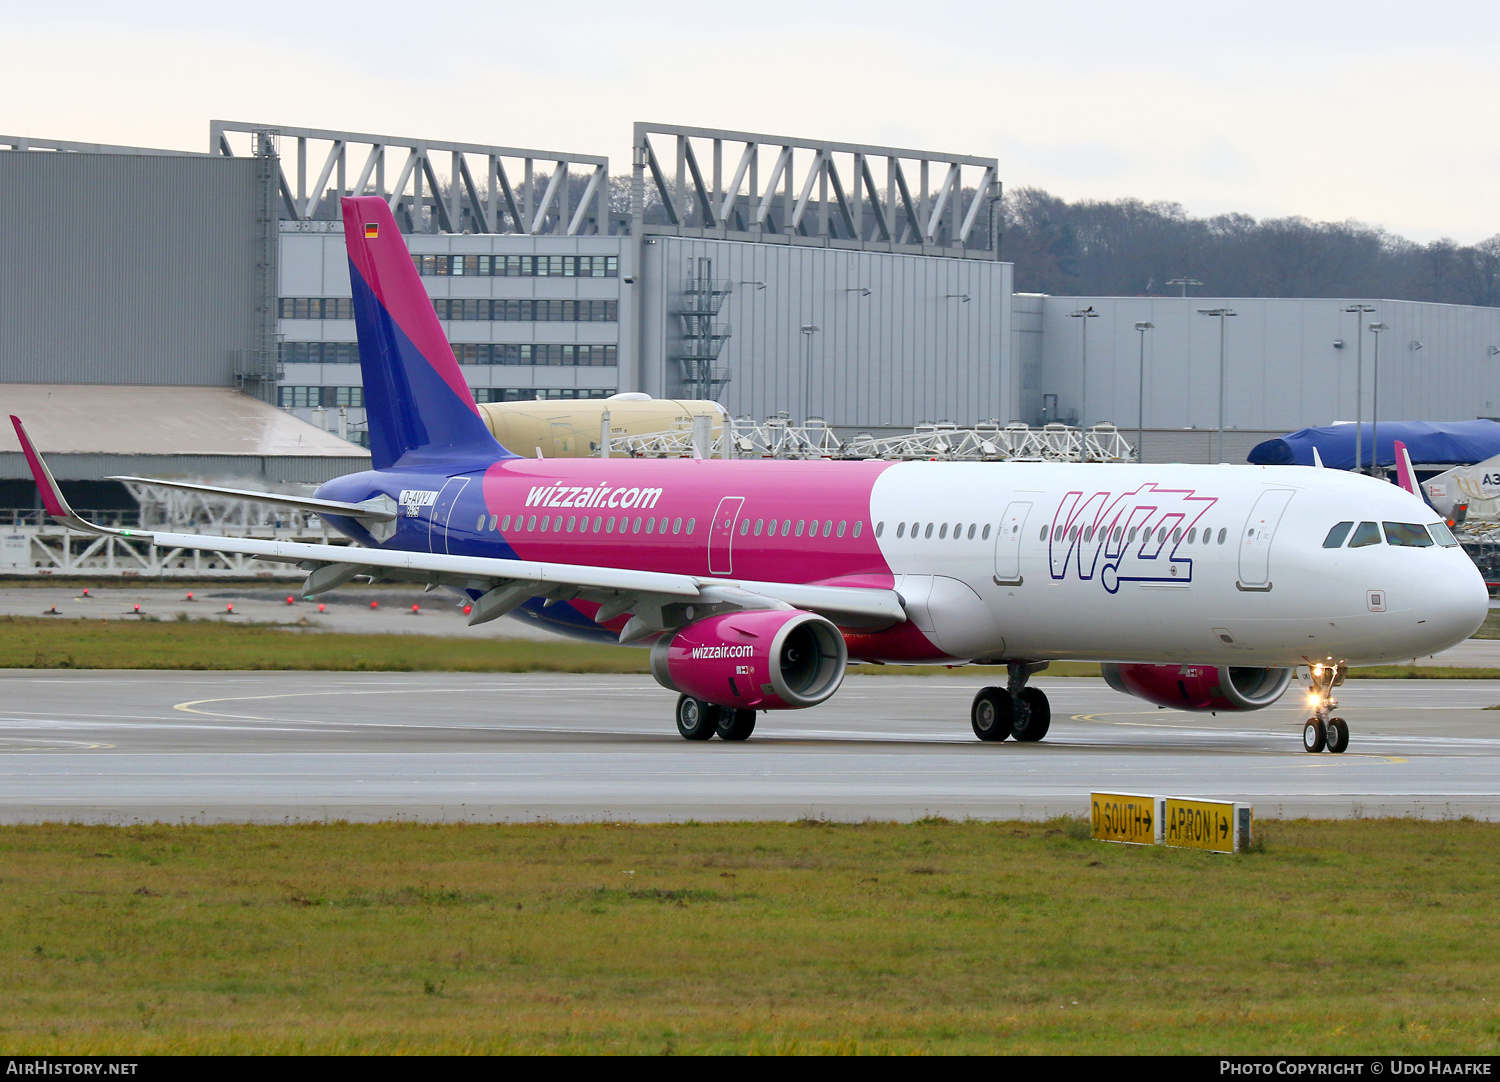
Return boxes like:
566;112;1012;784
1012;687;1052;742
971;687;1013;742
717;708;757;742
1302;718;1326;753
675;695;720;741
1325;717;1349;754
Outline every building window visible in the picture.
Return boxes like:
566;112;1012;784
413;254;618;278
280;342;361;364
278;386;364;408
470;388;613;403
433;299;618;322
278;298;354;319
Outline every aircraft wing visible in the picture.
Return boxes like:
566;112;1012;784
12;415;905;636
107;476;396;522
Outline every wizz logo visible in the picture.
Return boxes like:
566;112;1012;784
1048;483;1218;594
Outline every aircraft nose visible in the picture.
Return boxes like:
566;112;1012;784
1428;561;1490;651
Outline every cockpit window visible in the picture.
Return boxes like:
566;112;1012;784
1383;522;1435;548
1348;521;1382;548
1323;522;1354;548
1429;522;1459;547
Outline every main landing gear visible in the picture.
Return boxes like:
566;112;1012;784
1302;662;1350;754
971;662;1052;743
675;695;757;742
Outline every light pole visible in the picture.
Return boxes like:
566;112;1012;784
1068;307;1098;425
1197;307;1237;463
799;325;819;422
1343;304;1377;472
1134;321;1154;462
1167;277;1202;298
1368;322;1389;475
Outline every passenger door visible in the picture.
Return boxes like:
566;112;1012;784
1237;488;1295;590
992;501;1031;585
427;476;470;555
708;495;744;575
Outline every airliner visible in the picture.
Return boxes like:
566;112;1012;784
12;196;1488;754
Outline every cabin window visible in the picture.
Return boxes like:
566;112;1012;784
644;517;655;534
740;518;750;536
822;520;833;537
628;516;638;534
1084;526;1094;542
605;517;615;533
1429;522;1459;547
1217;528;1227;544
1171;527;1181;543
779;519;790;537
925;523;935;539
982;524;992;540
542;516;553;533
1129;526;1138;542
526;515;537;531
475;514;486;531
1186;527;1196;543
1384;522;1435;548
939;523;949;539
896;522;905;538
672;517;682;534
1349;521;1381;548
1323;522;1354;548
687;518;696;534
965;524;974;540
500;515;511;531
1069;526;1078;541
837;521;847;538
659;517;669;533
567;516;577;532
795;520;805;537
754;519;764;536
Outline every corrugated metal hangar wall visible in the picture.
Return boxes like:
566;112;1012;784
0;151;263;386
638;237;1013;427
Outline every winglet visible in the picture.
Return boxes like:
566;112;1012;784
10;416;148;538
1394;440;1419;496
1312;445;1324;469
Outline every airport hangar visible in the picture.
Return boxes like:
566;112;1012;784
3;119;1500;520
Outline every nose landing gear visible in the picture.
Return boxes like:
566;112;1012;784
971;661;1051;742
1302;662;1349;754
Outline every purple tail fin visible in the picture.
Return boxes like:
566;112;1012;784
341;196;514;469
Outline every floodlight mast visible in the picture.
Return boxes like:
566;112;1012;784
1368;322;1390;475
1344;304;1377;473
1069;307;1098;426
1197;308;1237;463
1134;321;1154;461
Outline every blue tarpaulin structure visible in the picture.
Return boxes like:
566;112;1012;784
1247;421;1500;470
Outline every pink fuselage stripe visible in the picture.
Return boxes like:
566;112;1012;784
340;197;479;415
479;457;898;588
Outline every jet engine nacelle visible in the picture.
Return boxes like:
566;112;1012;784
650;609;848;710
1100;663;1295;712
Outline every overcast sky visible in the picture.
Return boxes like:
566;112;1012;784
6;0;1497;243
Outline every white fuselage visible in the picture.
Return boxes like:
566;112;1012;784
868;462;1488;666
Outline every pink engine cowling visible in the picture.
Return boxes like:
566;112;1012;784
649;609;848;710
1100;663;1294;712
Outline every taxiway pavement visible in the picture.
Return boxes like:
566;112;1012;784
0;670;1496;824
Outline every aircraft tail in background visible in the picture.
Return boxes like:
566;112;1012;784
341;196;514;470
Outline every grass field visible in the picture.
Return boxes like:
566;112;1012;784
0;615;1494;680
2;819;1497;1055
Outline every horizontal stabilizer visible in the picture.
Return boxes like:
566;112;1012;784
107;476;396;522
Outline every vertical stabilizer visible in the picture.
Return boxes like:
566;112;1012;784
341;196;513;469
1394;440;1419;496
